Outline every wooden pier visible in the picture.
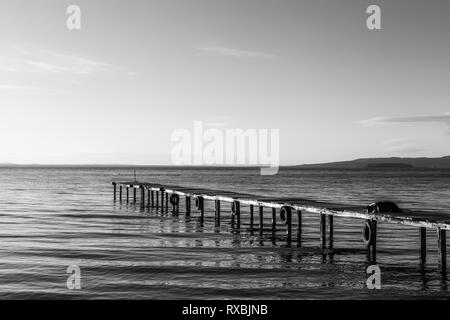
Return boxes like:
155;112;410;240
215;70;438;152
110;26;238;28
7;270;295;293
112;181;449;272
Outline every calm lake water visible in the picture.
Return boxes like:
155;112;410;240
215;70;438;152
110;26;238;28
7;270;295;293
0;167;449;299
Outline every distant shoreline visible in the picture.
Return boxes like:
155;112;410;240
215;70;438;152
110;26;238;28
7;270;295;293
1;155;450;169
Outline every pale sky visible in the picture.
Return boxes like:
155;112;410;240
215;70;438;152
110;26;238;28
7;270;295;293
0;0;449;165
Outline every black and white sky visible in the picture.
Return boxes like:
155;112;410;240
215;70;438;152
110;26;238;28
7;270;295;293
0;0;449;165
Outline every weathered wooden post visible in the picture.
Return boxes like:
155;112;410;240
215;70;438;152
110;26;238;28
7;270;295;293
231;201;240;229
259;206;264;235
250;205;254;232
328;215;334;249
185;196;191;217
231;204;235;226
147;188;150;207
280;206;292;244
133;186;137;204
165;191;169;212
271;207;276;235
160;188;165;212
362;219;377;263
155;190;159;208
150;190;154;207
420;227;427;264
126;186;129;203
140;186;145;207
195;196;204;223
297;210;302;247
169;193;179;215
113;182;117;201
437;228;447;272
320;214;327;249
119;186;122;202
215;199;221;227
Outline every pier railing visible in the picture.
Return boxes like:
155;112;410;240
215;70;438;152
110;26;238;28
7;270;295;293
112;181;448;272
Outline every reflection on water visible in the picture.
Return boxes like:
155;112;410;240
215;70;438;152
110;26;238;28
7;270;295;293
0;167;449;299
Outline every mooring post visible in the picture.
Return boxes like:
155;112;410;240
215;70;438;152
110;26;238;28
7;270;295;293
231;206;235;226
156;191;159;208
119;186;122;202
259;206;264;235
186;196;191;217
113;182;116;201
420;227;427;264
320;214;327;249
250;205;254;232
160;189;165;212
198;197;205;223
285;207;292;244
170;194;179;215
328;215;334;249
165;192;169;212
140;186;145;207
272;208;276;233
150;190;154;207
437;228;447;272
215;200;221;227
236;202;241;229
126;187;129;203
147;189;150;207
133;186;137;204
200;204;204;223
297;210;302;247
368;220;377;264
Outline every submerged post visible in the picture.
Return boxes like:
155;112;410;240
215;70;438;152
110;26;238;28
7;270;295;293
119;186;122;202
215;199;221;227
363;219;377;263
185;196;191;217
320;214;327;249
147;189;150;207
272;208;276;234
235;201;241;229
155;190;159;208
195;196;204;223
113;182;117;201
200;200;204;223
250;205;254;232
297;210;302;247
328;215;334;249
140;186;145;207
259;206;264;234
160;188;165;212
437;228;447;272
165;192;169;212
150;190;154;207
126;186;129;203
280;206;292;244
420;227;427;264
169;193;179;215
133;187;136;204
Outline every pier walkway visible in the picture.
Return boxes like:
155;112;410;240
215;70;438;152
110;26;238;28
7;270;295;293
112;181;449;272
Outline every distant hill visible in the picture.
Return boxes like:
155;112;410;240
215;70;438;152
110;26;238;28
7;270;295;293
291;156;450;169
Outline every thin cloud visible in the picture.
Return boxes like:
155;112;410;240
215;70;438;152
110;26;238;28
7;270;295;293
359;112;450;126
0;48;117;76
196;46;277;60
